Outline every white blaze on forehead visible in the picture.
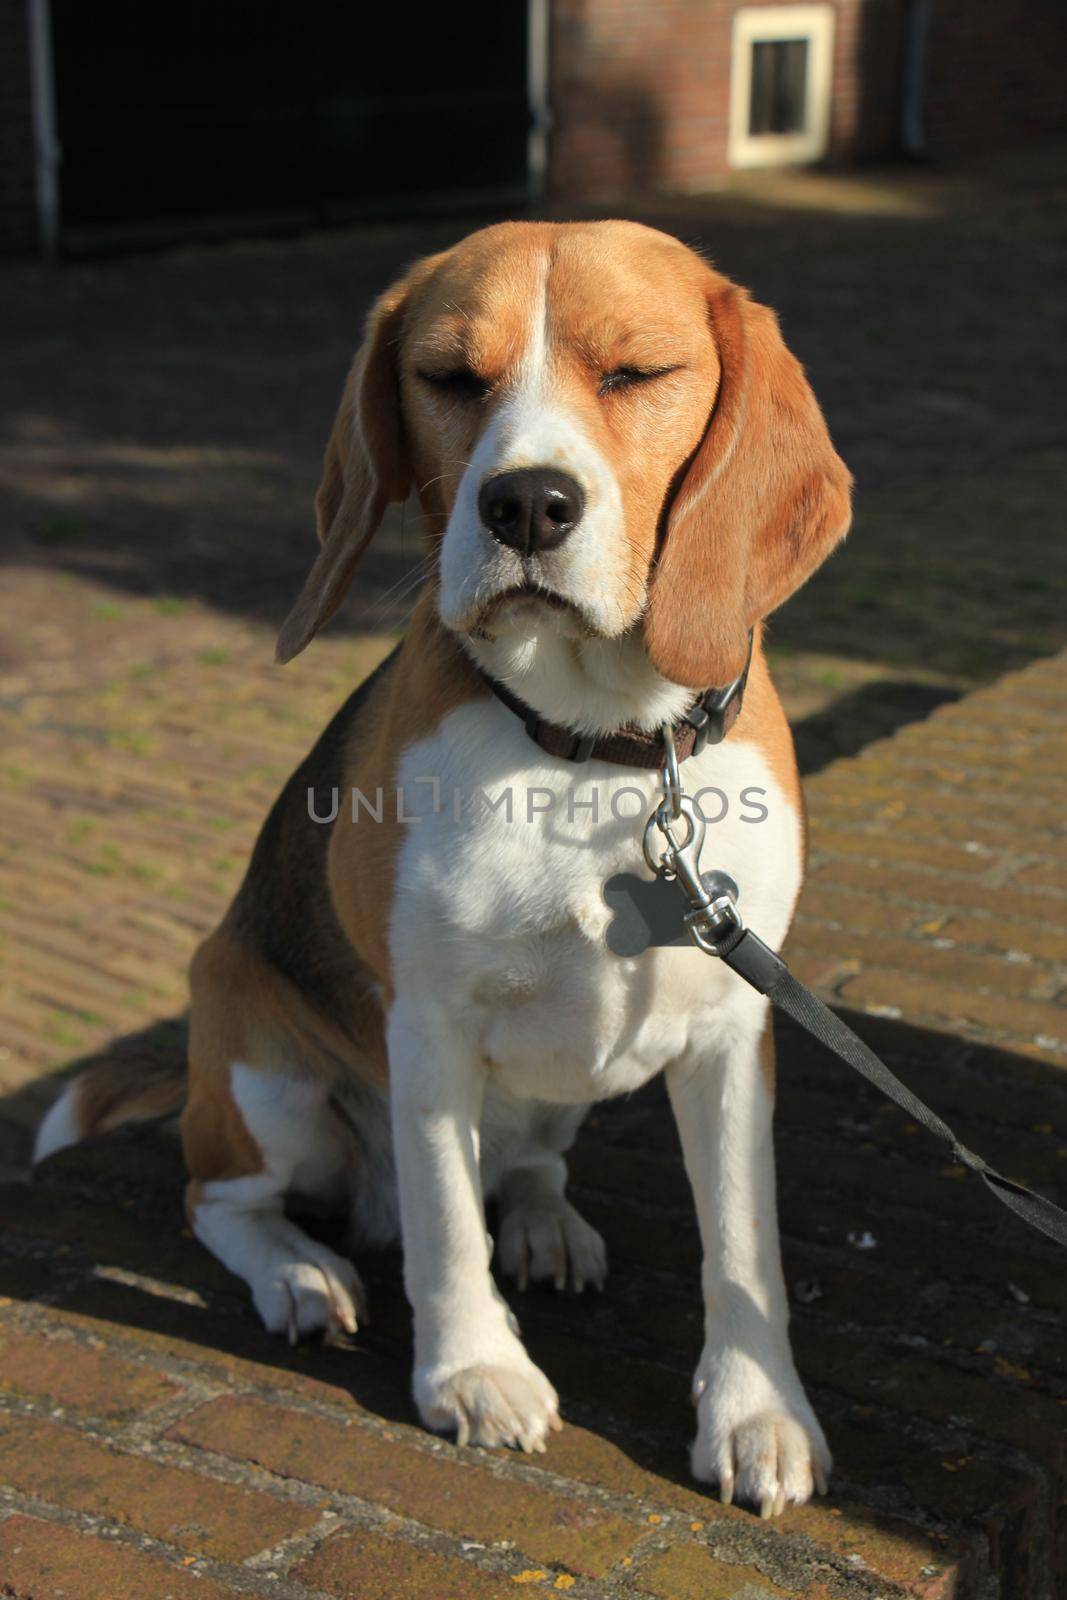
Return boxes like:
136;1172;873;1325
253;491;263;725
490;251;597;483
489;250;564;466
523;250;551;388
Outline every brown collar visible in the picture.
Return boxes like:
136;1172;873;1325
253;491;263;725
477;631;753;769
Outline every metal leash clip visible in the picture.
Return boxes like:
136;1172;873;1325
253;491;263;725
642;726;744;956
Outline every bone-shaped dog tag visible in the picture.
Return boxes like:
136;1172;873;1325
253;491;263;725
603;871;686;955
603;869;739;956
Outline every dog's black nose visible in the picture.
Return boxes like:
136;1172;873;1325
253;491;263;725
478;468;585;555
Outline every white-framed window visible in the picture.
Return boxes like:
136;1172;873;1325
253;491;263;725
728;5;835;169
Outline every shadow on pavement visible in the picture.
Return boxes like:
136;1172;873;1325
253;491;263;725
3;1002;1064;1594
792;678;964;774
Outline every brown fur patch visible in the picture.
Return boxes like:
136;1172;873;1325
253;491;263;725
645;281;852;690
728;627;806;878
328;590;487;990
759;1008;777;1101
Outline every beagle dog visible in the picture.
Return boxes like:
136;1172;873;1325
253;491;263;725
36;221;852;1518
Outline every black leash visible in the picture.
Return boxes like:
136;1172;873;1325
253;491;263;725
719;923;1067;1249
634;776;1067;1252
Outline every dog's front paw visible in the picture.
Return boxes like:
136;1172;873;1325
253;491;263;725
691;1357;831;1518
497;1196;607;1293
415;1359;562;1453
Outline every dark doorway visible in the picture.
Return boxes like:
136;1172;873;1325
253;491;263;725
50;1;530;252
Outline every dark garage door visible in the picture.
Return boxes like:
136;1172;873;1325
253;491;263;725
51;1;531;251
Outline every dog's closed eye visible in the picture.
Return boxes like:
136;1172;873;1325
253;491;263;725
598;364;683;396
417;367;492;401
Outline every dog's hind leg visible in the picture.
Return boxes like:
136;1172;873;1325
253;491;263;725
485;1097;607;1294
182;938;365;1342
184;1064;365;1342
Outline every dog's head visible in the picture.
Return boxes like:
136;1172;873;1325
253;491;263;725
276;221;851;689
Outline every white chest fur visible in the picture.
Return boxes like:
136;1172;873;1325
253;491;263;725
388;698;801;1104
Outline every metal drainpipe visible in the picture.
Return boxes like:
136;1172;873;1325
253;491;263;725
527;0;551;203
899;0;932;158
27;0;61;257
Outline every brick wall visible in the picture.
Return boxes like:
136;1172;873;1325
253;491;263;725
0;0;40;254
828;0;904;160
549;0;732;199
547;0;899;199
547;0;1067;200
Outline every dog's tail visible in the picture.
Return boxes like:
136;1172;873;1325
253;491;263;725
34;1019;188;1165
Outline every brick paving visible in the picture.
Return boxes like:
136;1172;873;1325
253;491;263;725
2;154;1067;1598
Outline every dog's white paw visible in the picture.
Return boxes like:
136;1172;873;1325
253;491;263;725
252;1233;365;1344
497;1196;607;1293
416;1359;562;1453
691;1359;831;1517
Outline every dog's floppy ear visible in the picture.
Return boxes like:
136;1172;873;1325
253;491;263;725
645;276;852;690
275;278;414;664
